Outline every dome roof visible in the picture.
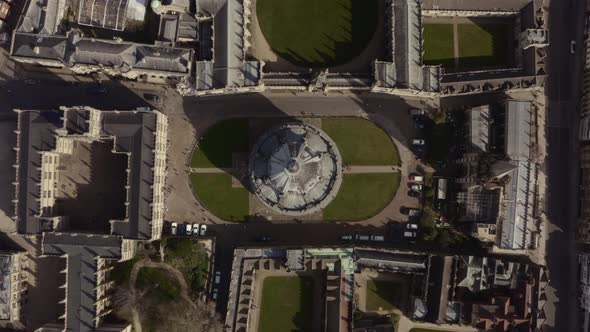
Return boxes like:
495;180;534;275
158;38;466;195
249;123;343;216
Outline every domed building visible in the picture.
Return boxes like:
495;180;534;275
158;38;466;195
249;123;343;216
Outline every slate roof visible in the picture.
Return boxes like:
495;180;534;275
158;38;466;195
505;100;531;160
14;110;62;234
11;31;193;75
42;233;121;332
101;111;157;240
13;108;165;241
10;33;68;61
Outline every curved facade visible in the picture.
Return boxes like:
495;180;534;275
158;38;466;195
249;123;343;215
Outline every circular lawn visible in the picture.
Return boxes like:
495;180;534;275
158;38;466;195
256;0;378;67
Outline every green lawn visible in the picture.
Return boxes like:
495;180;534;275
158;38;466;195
256;0;378;67
458;23;509;68
324;173;400;221
322;118;400;166
422;24;455;68
422;22;510;69
259;276;315;332
191;173;249;222
191;118;249;168
163;238;210;293
365;279;402;312
136;267;181;303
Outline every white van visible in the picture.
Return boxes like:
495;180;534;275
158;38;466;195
404;231;417;238
355;235;370;241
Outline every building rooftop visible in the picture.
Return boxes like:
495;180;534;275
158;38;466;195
505;100;532;161
14;110;62;234
468;105;491;153
13;107;168;240
0;254;14;320
78;0;130;31
421;0;531;11
42;233;122;332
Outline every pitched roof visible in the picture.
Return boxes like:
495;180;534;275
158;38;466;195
42;233;121;332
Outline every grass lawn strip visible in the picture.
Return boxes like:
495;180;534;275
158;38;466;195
191;173;249;222
422;24;455;68
256;0;378;67
324;173;400;221
258;276;315;332
322;118;400;166
365;279;401;312
191;118;249;168
457;23;509;68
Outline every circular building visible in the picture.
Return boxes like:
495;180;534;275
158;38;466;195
249;123;343;216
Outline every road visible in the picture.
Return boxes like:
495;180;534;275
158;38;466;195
542;0;586;330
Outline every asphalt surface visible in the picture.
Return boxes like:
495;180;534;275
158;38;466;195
542;0;586;330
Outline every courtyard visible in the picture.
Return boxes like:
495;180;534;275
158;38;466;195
422;17;512;70
251;0;383;71
189;117;404;222
257;276;317;332
355;271;411;314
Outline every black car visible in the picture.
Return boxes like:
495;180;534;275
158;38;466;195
408;190;421;198
144;93;160;102
86;85;108;94
256;235;272;242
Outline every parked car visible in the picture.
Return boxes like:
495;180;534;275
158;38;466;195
370;235;385;242
256;235;272;242
340;235;353;241
412;139;425;146
403;231;417;238
212;288;218;300
408;190;421;198
408;209;421;217
144;93;160;102
200;224;207;236
409;175;424;183
171;222;177;235
214;271;221;284
410;184;423;191
177;223;186;235
413;120;425;129
24;79;38;85
193;223;200;235
410;108;426;116
186;224;192;234
86;85;107;94
355;235;370;241
406;223;419;230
